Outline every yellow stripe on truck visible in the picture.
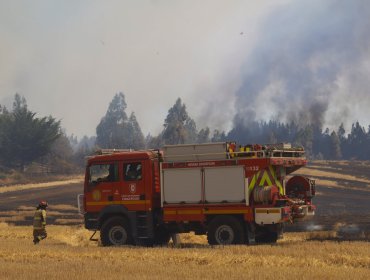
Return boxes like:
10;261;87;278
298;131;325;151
164;210;202;215
177;210;202;215
164;209;249;215
164;210;176;215
86;200;149;206
269;166;284;195
259;171;272;186
248;171;260;192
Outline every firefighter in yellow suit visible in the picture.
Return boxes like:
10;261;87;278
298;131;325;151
33;201;48;244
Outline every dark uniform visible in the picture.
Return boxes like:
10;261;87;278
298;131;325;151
33;201;48;244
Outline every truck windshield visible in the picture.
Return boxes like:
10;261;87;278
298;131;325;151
89;163;119;185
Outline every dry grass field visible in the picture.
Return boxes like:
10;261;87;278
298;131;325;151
0;223;369;280
0;160;369;279
0;177;83;194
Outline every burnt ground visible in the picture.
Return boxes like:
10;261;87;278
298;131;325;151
286;185;370;232
0;183;84;226
287;160;370;232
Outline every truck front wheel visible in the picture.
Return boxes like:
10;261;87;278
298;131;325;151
100;217;133;246
207;216;245;245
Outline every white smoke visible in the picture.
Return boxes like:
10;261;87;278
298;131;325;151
234;0;370;130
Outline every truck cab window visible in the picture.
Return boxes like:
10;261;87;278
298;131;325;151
89;163;118;185
124;163;142;181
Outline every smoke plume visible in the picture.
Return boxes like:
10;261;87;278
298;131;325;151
234;0;370;130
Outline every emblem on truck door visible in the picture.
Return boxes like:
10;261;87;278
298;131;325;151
129;183;136;194
92;190;101;201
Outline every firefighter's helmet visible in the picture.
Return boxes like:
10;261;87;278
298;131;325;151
38;201;48;208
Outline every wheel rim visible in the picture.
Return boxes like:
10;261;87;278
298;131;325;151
109;225;128;245
215;225;234;244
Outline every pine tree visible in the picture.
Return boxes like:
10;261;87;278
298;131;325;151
73;136;97;168
348;122;366;159
96;92;145;149
126;113;145;150
294;125;314;158
197;127;210;143
162;98;198;145
211;129;226;142
337;123;346;140
184;118;198;144
96;93;128;148
330;131;342;159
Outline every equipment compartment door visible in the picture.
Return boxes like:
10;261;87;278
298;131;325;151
162;168;202;204
204;166;246;203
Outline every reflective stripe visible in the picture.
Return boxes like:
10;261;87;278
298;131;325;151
164;209;249;215
259;171;272;186
249;166;284;195
268;166;283;194
177;210;202;215
164;210;176;215
86;200;150;206
249;171;260;192
33;209;46;229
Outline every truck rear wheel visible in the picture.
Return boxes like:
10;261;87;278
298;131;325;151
100;217;133;246
207;216;245;245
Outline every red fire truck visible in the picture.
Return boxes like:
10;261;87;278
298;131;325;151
78;142;315;246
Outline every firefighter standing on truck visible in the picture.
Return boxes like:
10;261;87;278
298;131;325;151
33;201;48;245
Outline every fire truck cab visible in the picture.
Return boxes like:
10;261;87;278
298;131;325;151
79;142;315;246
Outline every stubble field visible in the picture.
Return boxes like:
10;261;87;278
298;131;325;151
0;161;369;279
1;223;369;280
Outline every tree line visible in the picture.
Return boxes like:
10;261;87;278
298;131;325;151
228;119;370;160
1;92;370;174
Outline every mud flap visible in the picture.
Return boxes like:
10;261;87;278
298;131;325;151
245;223;256;245
171;233;181;247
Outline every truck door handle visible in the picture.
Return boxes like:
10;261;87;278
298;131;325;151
108;195;113;201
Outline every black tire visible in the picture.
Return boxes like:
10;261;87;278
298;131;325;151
207;216;245;245
255;227;278;244
153;225;171;246
100;216;133;246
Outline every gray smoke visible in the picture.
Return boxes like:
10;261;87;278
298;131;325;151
234;0;370;129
